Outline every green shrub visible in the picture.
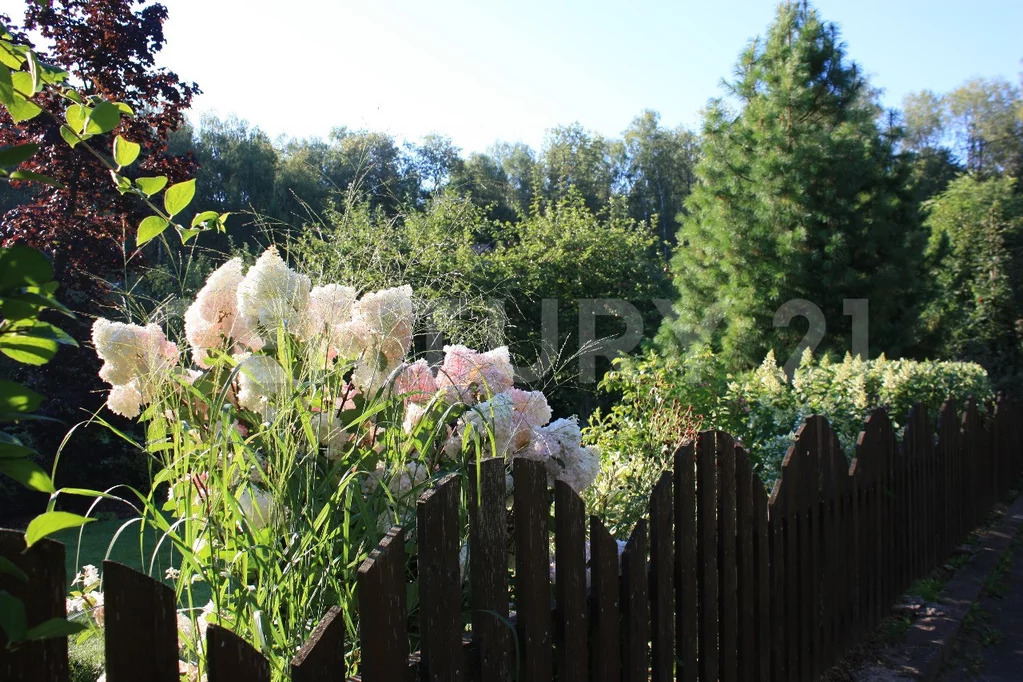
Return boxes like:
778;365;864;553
585;349;993;499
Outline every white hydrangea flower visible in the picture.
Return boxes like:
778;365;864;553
106;380;144;418
238;486;273;531
312;410;350;458
92;319;178;416
402;401;431;434
350;285;414;361
435;345;514;404
236;247;311;340
303;283;359;366
449;391;518;459
81;564;100;588
388;461;429;496
184;258;262;366
522;417;599;491
92;319;178;387
351;350;403;396
234;354;288;416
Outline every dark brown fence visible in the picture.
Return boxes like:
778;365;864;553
2;396;1022;681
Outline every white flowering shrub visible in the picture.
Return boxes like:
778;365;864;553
721;349;994;480
89;246;598;678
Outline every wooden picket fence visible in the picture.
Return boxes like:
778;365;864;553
2;396;1022;681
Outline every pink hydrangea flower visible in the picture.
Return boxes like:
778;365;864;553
435;345;514;404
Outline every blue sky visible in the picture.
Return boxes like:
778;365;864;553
5;0;1022;153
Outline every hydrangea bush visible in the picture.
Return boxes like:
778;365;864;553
584;347;993;508
89;246;599;678
718;349;993;481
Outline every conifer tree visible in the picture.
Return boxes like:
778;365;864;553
658;2;923;369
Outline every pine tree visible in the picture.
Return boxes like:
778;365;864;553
658;2;923;370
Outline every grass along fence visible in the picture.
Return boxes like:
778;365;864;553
2;396;1022;681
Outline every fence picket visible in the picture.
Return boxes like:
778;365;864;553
102;561;179;682
289;605;346;682
357;527;408;682
469;458;511;681
514;458;554;682
621;519;649;682
0;532;68;682
206;624;270;682
590;516;621;682
648;472;673;682
697;430;720;682
417;473;464;682
674;441;699;682
735;446;756;682
717;432;738;682
555;480;588;682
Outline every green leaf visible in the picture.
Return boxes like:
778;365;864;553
26;50;42;95
191;210;220;228
7;94;41;123
9;170;62;188
0;591;27;642
0;556;27;583
0;63;14;108
85;100;120;135
10;71;32;97
135;175;168;197
25;617;87;641
0;43;23;69
112;172;133;195
114;102;134;116
0;432;34;458
0;244;53;289
59;125;80;148
0;324;59;364
179;228;200;244
163;179;196;217
112;135;140;167
63;89;82;104
37;61;68;86
1;291;74;320
0;142;38;167
0;380;43;414
65;104;87;134
24;511;94;548
6;319;76;346
137;215;168;246
0;456;55;493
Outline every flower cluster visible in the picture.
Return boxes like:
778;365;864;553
91;246;599;499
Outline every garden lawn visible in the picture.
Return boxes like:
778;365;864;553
53;517;182;590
